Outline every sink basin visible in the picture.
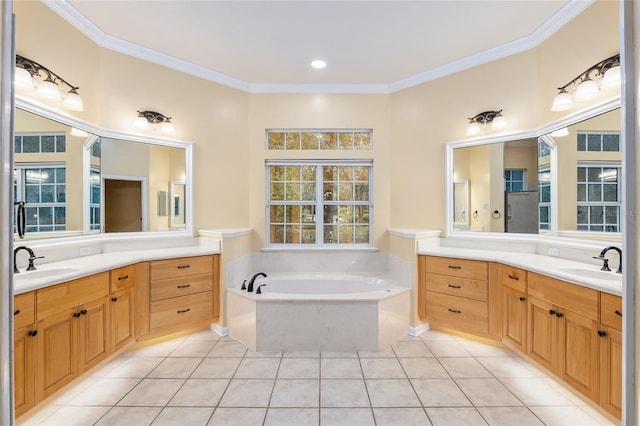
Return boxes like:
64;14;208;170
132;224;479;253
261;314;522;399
559;267;622;282
15;267;80;280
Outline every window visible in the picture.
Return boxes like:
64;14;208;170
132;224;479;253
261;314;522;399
538;167;551;231
538;141;551;158
14;164;66;233
267;160;372;245
267;130;372;151
15;133;66;153
90;167;101;231
577;132;620;152
577;163;620;232
504;169;526;192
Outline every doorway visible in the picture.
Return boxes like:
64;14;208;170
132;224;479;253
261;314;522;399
103;178;144;232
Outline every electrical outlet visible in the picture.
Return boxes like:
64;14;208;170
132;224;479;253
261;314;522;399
548;247;559;256
79;247;91;256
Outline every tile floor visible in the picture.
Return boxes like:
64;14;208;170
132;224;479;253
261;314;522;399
19;329;617;426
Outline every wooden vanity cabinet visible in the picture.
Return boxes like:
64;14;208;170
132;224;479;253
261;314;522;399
527;272;600;402
501;266;528;352
599;293;622;418
14;291;37;417
110;265;136;352
35;272;110;401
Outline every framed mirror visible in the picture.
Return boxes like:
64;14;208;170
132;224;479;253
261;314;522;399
14;99;193;240
446;102;621;243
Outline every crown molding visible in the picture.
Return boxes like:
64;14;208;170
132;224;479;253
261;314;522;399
43;0;593;95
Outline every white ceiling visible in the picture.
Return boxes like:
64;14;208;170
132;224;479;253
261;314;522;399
51;0;589;93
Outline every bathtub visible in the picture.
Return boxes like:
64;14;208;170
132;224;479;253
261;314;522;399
226;274;410;352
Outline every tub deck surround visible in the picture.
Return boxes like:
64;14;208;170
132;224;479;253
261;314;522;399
13;244;221;294
227;274;410;352
417;242;622;296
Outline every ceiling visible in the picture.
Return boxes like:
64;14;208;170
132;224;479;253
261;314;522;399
51;0;589;93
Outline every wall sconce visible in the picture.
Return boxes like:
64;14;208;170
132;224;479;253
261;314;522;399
15;54;84;111
466;110;507;136
134;110;175;134
550;53;620;112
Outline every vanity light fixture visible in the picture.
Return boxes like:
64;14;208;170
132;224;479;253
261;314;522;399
135;110;175;134
466;110;507;136
550;53;620;112
15;54;85;111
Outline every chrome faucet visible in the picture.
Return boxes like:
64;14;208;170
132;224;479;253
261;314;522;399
594;246;622;274
14;246;44;273
247;272;267;292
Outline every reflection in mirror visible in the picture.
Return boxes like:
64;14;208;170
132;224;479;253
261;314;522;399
170;181;186;229
453;179;469;229
101;138;186;232
14;108;98;239
449;107;621;242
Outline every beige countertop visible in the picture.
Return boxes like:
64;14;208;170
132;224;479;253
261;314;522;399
417;246;622;296
13;246;221;295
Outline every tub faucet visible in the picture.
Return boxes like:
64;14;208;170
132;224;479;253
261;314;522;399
247;272;267;292
596;246;622;274
14;246;44;273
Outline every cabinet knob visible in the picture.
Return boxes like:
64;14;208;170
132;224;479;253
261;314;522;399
598;330;607;337
111;297;118;302
614;310;623;317
508;274;519;281
448;308;462;314
28;330;38;337
519;297;526;302
117;275;129;281
13;309;20;316
549;310;556;316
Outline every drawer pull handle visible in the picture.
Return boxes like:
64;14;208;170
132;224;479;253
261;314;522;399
177;265;191;269
28;330;38;337
13;309;20;316
118;275;129;281
80;309;87;316
614;310;623;317
519;297;526;302
448;265;461;270
508;274;519;281
73;312;81;318
177;308;191;314
447;284;461;289
448;308;462;314
549;310;556;316
111;297;118;302
177;284;191;289
598;330;607;337
555;312;563;318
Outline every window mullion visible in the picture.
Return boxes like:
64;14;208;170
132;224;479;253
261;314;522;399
316;166;324;246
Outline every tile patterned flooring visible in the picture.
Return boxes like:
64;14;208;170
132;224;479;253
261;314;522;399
19;329;617;426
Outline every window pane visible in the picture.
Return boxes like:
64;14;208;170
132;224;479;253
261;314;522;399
601;168;617;183
270;165;284;181
302;205;316;223
301;225;316;243
354;167;369;182
338;167;353;181
14;136;21;153
285;225;300;243
54;207;66;225
39;207;53;225
605;206;619;225
300;183;316;201
354;132;371;150
271;183;284;201
540;185;550;203
286;133;300;150
285;183;301;201
590;206;604;224
323;166;337;181
271;205;284;223
91;186;100;204
338;205;353;223
324;205;338;224
355;206;370;223
338;183;353;201
338;225;354;243
285;205;301;224
587;168;601;182
268;132;285;150
323;183;337;201
587;134;601;151
577;134;586;151
324;224;336;243
539;206;549;223
41;136;55;152
338;133;354;150
590;225;604;232
56;185;66;203
271;225;284;243
319;133;336;150
301;133;318;150
56;135;66;152
354;184;369;201
602;134;620;151
301;166;315;182
25;186;39;203
285;166;300;181
587;184;601;202
577;206;588;224
577;168;586;182
56;168;66;183
22;136;39;153
603;184;618;202
40;168;55;184
26;207;38;225
355;225;369;243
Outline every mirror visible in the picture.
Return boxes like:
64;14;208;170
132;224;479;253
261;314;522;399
14;105;191;239
448;107;621;242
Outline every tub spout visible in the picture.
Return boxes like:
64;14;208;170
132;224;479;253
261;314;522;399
247;272;267;292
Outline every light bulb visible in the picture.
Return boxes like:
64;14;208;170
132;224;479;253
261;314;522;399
70;127;89;137
491;114;507;130
36;78;62;100
63;89;84;111
135;115;149;129
15;66;33;88
161;120;175;134
550;127;569;137
600;66;621;90
311;60;327;69
466;121;481;136
574;78;599;102
550;89;574;111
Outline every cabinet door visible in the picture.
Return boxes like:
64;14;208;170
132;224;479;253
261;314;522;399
14;325;37;417
599;325;622;418
527;296;558;373
503;286;527;352
111;288;135;353
560;309;600;402
77;297;110;373
36;309;76;401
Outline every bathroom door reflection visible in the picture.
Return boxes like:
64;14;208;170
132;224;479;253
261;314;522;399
171;181;185;229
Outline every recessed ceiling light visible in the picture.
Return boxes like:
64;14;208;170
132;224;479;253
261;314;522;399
311;60;327;69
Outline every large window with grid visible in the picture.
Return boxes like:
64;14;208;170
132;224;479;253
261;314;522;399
90;167;101;231
538;167;551;231
504;169;527;192
577;132;620;152
577;163;620;232
15;133;66;153
14;164;66;233
267;160;372;246
267;130;372;151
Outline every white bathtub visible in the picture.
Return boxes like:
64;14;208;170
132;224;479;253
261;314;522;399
226;274;410;352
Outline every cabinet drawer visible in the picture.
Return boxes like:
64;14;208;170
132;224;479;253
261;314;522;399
502;265;527;292
424;256;488;280
425;273;487;301
425;291;488;334
150;273;212;301
36;272;109;320
150;256;212;281
528;272;598;320
601;292;622;331
14;292;35;329
110;265;135;293
150;291;213;331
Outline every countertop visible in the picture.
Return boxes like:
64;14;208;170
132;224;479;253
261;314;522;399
417;246;622;296
14;245;221;294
